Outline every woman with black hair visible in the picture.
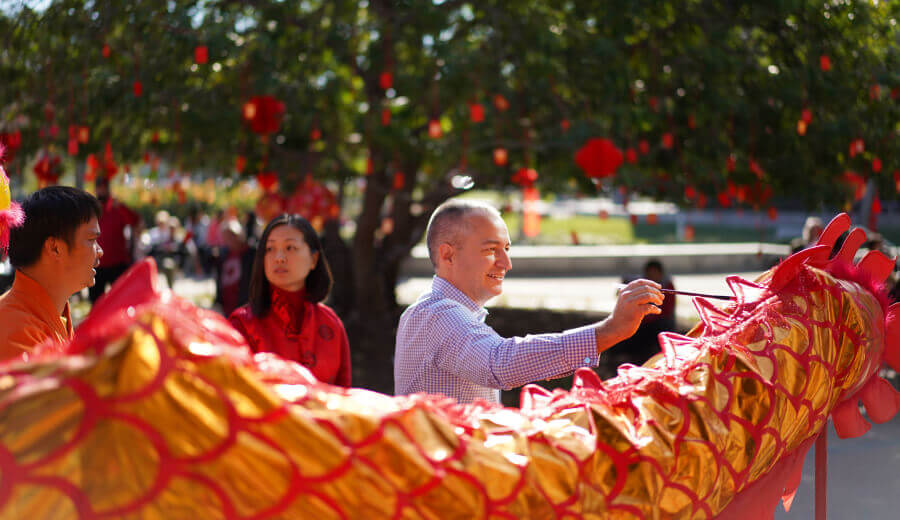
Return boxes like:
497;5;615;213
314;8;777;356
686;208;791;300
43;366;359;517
228;214;351;386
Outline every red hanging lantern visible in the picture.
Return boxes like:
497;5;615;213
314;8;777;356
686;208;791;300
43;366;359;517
194;45;208;64
696;193;708;209
392;172;405;190
870;84;881;100
624;148;637;164
648;96;659;111
285;175;337;226
67;139;78;156
511;167;538;188
684;225;695;241
102;43;111;58
717;192;731;208
235;155;246;173
843;171;866;200
819;54;831;72
638;139;649;155
86;155;98;179
242;95;285;135
801;108;813;124
256;172;278;192
684;185;697;200
78;126;90;144
133;80;143;97
493;94;509;112
726;182;738;202
872;157;883;173
748;158;764;179
427;119;442;139
726;154;736;173
574;138;623;179
661;132;674;149
560;119;570;132
33;154;62;187
255;192;286;224
381;108;391;126
379;71;393;90
493;148;508;166
310;127;321;141
0;131;21;162
468;103;485;123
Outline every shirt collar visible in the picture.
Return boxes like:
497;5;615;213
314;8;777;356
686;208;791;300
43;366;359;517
431;276;488;319
11;270;72;337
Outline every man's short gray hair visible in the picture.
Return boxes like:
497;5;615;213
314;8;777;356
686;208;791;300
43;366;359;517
425;199;501;267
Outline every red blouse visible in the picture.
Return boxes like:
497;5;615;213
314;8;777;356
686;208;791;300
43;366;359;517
229;287;351;387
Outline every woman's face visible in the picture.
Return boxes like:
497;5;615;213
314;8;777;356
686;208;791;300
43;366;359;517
263;224;319;292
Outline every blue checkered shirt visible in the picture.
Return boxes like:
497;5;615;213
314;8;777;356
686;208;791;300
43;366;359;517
394;276;600;403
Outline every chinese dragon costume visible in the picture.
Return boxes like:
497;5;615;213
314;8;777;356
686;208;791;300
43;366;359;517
0;213;898;519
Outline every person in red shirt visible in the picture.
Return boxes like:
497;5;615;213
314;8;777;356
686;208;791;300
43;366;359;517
228;214;351;386
89;176;141;304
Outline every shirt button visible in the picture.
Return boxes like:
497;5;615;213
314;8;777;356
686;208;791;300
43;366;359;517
583;357;592;364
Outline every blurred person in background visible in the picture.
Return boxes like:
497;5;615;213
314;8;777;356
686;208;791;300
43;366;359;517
229;214;351;387
791;216;824;253
215;218;255;316
89;176;142;304
611;259;677;366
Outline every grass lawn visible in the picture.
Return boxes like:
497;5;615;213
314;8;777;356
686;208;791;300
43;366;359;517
501;214;779;245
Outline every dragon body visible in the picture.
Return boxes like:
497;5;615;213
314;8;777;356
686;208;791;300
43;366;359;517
0;213;898;519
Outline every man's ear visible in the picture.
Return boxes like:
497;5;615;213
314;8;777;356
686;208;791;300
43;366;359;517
43;237;64;260
438;242;454;267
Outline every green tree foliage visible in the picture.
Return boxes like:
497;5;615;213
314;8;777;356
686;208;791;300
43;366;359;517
2;0;898;391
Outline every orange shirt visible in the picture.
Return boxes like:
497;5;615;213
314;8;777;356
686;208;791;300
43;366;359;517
0;271;73;361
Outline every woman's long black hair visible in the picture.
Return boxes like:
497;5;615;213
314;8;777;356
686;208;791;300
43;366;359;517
248;214;333;317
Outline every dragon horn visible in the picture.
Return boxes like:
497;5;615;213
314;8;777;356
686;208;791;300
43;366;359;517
815;212;851;249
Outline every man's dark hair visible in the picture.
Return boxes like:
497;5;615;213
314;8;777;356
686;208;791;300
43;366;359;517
644;259;664;273
8;186;102;269
248;214;333;316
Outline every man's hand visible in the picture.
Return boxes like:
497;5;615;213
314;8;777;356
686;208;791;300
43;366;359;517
595;279;664;353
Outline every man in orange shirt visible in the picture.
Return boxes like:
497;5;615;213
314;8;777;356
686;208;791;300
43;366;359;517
0;186;103;360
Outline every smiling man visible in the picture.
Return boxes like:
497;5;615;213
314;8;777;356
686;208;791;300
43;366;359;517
394;199;663;403
0;186;103;360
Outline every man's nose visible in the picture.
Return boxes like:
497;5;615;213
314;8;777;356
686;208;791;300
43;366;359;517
97;244;104;258
497;249;511;270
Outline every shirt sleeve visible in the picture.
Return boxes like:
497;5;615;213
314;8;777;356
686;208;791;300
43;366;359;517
334;319;352;387
227;310;257;352
0;319;47;361
428;303;599;391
